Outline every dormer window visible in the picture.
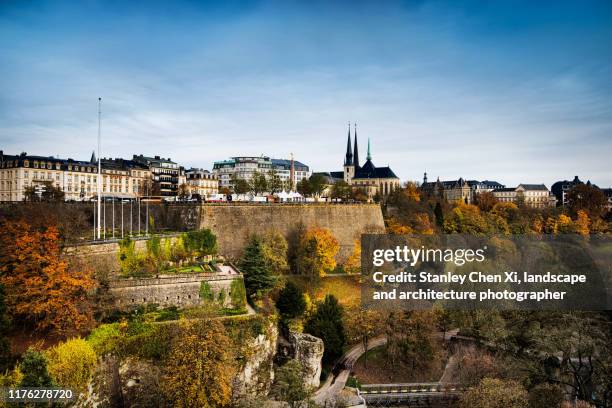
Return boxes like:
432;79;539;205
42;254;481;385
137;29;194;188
24;160;29;167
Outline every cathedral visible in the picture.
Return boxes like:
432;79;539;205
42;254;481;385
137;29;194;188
326;123;400;200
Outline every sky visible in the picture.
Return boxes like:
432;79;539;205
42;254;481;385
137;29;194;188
1;0;611;187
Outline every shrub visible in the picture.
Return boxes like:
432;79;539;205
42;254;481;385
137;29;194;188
19;349;53;387
199;281;214;302
230;279;247;310
528;383;564;408
87;323;122;355
45;338;97;391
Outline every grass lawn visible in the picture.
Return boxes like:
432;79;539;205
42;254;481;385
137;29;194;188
351;344;447;384
286;275;361;308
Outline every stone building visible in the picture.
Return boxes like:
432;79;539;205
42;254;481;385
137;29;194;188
0;151;151;202
492;184;556;208
421;173;504;204
132;154;180;198
212;155;310;191
185;168;219;198
324;123;400;201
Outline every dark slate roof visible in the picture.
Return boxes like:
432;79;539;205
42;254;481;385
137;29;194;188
353;159;398;179
519;184;548;191
493;187;516;192
312;171;343;184
271;158;309;171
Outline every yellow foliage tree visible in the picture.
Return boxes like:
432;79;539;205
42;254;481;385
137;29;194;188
574;210;590;236
163;320;236;408
261;230;289;274
296;228;339;277
344;240;361;274
544;217;558;234
557;214;574;233
402;181;421;202
45;338;97;391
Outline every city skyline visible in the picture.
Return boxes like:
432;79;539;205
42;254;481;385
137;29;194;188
1;1;611;187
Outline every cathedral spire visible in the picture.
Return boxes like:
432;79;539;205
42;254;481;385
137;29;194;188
367;138;372;161
353;123;360;168
344;122;353;166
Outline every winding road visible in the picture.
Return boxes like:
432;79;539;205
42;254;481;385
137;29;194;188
313;336;387;406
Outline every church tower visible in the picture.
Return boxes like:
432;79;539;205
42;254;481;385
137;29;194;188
353;123;360;168
343;122;355;183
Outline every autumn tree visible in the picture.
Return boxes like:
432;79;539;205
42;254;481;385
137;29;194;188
295;228;339;278
345;308;383;368
343;240;361;274
0;220;95;334
459;378;528;408
45;337;97;392
385;311;439;374
0;284;10;371
305;295;345;365
261;231;289;274
163;320;236;408
474;192;498;212
239;236;276;299
567;184;607;217
177;183;190;200
443;204;490;234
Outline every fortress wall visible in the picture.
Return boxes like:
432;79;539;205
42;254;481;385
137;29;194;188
198;204;385;262
63;204;386;274
108;274;241;310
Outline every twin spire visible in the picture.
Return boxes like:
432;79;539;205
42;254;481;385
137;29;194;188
344;122;362;167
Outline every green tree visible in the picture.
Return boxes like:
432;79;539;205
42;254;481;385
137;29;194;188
274;360;312;408
231;174;250;194
249;171;268;195
296;178;312;197
239;237;276;299
19;349;54;387
276;282;306;319
331;180;352;201
23;181;65;202
267;170;283;194
305;295;345;364
434;201;444;228
308;173;327;198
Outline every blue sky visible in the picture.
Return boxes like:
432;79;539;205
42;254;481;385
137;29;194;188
1;0;611;187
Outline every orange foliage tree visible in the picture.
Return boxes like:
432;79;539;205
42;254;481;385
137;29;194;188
0;220;95;335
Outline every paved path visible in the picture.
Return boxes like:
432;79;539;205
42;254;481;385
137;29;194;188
313;336;387;406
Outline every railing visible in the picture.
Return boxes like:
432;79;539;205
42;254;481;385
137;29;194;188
359;382;461;395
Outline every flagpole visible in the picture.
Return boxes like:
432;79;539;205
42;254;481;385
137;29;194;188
97;97;102;240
